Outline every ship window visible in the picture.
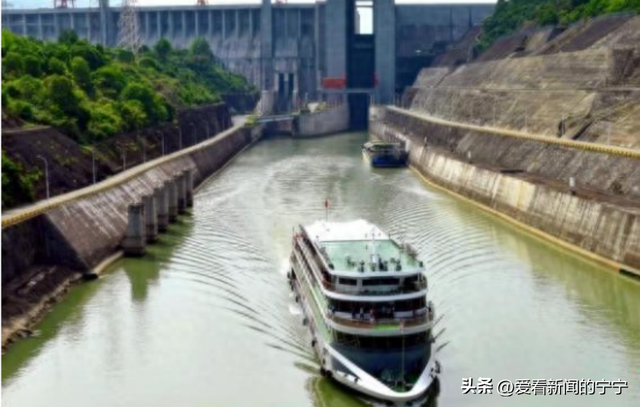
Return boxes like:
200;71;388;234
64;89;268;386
339;278;358;286
335;332;429;349
362;278;399;286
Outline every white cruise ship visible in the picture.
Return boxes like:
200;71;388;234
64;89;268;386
288;219;439;405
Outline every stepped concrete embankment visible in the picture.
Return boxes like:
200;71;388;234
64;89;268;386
1;118;261;349
371;106;640;276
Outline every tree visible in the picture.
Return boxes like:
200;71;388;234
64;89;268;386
70;42;106;70
154;38;172;62
47;57;67;75
46;75;80;116
24;55;43;77
92;65;127;98
119;100;147;132
2;52;25;78
117;48;135;63
58;29;79;45
189;38;215;68
71;56;93;93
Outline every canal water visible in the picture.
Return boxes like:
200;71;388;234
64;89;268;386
3;132;640;407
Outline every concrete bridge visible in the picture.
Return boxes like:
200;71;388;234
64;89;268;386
3;0;494;123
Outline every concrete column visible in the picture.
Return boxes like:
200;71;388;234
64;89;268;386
167;179;179;222
185;170;194;207
99;0;110;46
86;12;91;42
176;172;187;214
122;202;146;256
145;11;150;40
143;194;158;243
168;10;174;37
222;10;226;38
54;13;60;39
182;11;187;39
208;10;213;38
374;0;396;104
195;10;200;37
260;0;273;90
157;11;162;38
155;185;169;232
235;10;239;37
38;14;44;40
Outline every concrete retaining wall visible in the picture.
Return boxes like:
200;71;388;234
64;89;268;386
1;123;257;346
296;105;350;137
371;108;640;274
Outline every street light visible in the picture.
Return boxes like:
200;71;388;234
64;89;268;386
36;155;50;199
159;131;166;156
139;134;146;163
91;147;97;184
191;122;197;144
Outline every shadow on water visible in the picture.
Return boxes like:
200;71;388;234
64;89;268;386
1;216;195;384
1;279;102;383
122;217;194;302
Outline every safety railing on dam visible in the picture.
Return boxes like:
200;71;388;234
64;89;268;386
1;123;248;230
386;106;640;159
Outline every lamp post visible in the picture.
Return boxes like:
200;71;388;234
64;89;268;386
159;131;166;156
91;147;97;184
139;134;146;163
37;155;50;199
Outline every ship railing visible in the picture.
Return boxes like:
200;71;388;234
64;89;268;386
326;308;432;329
295;238;428;296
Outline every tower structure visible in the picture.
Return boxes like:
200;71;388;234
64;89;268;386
54;0;75;8
118;0;141;53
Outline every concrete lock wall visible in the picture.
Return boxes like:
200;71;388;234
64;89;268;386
296;104;350;137
2;123;254;280
371;107;640;275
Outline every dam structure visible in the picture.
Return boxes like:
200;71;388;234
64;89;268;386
2;0;494;119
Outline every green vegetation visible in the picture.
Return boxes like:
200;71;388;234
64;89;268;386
478;0;640;51
1;29;252;144
1;152;39;207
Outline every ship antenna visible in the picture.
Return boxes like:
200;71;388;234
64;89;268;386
324;198;329;223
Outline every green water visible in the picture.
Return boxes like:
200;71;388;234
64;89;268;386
3;133;640;407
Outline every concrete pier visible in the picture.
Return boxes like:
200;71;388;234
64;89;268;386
185;170;194;208
155;185;169;232
176;172;188;214
122;202;146;256
167;180;179;222
143;194;158;243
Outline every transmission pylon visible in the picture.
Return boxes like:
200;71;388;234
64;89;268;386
54;0;75;8
118;0;141;54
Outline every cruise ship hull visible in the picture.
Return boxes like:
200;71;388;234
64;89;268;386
289;263;439;406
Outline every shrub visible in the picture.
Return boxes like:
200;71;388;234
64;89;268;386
47;57;67;75
71;56;93;93
2;52;24;78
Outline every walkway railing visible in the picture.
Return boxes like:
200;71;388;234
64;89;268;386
386;106;640;159
1;123;246;229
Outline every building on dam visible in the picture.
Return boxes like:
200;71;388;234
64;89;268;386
2;0;493;119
